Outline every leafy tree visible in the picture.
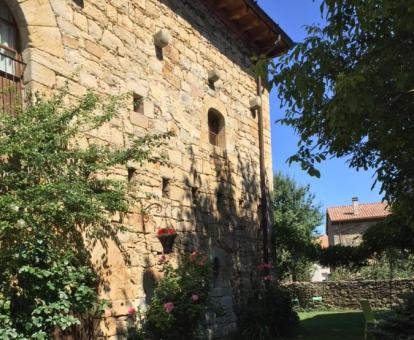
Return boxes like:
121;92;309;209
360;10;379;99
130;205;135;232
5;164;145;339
272;172;322;281
0;88;170;338
269;0;414;251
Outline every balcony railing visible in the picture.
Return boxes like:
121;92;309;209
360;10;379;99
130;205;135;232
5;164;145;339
0;46;25;115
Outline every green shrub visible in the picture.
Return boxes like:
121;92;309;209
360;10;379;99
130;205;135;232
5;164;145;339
328;251;414;281
129;252;212;340
369;292;414;339
237;279;299;339
0;88;169;338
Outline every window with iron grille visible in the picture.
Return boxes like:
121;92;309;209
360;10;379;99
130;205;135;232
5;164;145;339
0;0;25;115
208;109;225;148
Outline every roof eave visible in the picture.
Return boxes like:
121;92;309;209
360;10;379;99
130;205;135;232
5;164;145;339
243;0;294;51
330;215;391;224
204;0;294;58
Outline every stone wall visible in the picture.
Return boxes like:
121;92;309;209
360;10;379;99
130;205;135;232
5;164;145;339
3;0;274;338
283;279;414;309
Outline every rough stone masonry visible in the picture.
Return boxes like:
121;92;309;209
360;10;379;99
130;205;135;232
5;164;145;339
1;0;291;337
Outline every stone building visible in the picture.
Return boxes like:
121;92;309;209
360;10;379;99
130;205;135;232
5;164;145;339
0;0;292;337
326;198;391;247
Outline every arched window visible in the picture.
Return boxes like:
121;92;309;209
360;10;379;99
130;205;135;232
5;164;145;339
0;0;24;113
208;109;225;148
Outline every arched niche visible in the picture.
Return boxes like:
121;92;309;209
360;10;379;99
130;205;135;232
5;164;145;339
208;108;226;149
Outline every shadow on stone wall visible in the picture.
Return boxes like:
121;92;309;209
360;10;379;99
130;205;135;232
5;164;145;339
167;144;262;337
61;141;263;339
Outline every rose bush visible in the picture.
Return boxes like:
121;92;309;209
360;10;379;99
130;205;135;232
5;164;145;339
128;251;212;340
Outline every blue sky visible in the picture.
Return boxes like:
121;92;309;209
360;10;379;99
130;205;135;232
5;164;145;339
257;0;383;233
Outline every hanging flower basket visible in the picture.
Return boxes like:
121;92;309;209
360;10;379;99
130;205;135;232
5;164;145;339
157;228;177;254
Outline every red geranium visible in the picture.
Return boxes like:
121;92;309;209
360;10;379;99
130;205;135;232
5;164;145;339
157;228;177;236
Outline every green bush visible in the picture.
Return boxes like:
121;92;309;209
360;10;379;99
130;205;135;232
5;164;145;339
0;88;169;338
129;252;212;340
369;292;414;339
237;279;299;339
328;250;414;281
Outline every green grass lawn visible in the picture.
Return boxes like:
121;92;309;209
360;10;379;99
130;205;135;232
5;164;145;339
294;309;392;340
295;310;366;340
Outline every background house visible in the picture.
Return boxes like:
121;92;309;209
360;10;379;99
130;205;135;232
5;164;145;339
326;197;391;246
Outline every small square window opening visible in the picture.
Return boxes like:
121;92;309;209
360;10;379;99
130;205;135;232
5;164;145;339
162;177;171;198
133;93;144;113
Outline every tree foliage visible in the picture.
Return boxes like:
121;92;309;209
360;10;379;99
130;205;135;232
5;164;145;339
270;0;414;251
0;88;170;338
272;172;322;282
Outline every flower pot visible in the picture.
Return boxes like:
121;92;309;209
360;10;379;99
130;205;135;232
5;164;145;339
157;234;177;254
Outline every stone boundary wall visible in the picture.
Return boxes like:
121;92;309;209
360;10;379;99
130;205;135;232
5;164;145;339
283;279;414;309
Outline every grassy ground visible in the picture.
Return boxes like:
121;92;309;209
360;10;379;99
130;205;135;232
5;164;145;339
295;309;391;340
295;310;365;340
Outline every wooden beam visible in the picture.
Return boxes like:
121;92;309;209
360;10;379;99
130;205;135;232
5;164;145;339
246;25;270;38
215;0;236;10
205;0;262;55
228;5;249;20
205;0;291;58
240;20;260;32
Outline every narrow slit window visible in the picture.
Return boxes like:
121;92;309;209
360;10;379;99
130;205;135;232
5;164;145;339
213;258;220;288
208;109;225;148
162;177;170;198
191;186;198;205
127;167;136;182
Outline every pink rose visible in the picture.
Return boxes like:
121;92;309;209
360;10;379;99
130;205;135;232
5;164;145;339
190;251;198;261
164;302;174;313
257;263;272;271
159;255;167;263
191;294;199;302
127;306;136;315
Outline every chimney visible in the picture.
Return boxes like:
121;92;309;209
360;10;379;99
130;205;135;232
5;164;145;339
352;197;359;215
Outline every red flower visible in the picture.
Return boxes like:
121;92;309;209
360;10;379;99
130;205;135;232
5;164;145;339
164;302;174;313
127;306;136;315
257;263;272;271
157;228;176;236
190;251;199;261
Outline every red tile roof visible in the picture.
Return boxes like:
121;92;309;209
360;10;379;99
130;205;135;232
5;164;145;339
327;202;391;223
